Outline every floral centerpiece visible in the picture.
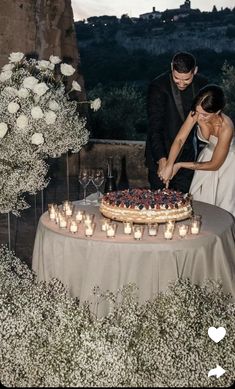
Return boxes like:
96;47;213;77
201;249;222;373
0;52;101;215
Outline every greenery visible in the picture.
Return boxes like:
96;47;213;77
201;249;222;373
0;245;235;387
221;62;235;123
88;83;147;140
75;7;235;140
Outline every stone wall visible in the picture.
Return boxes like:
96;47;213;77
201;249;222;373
65;140;149;188
0;0;85;97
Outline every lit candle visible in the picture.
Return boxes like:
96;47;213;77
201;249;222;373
148;223;158;236
65;206;73;216
85;224;94;237
164;230;173;240
106;223;117;238
133;225;143;240
178;224;188;238
70;220;78;233
75;210;84;222
101;218;110;231
191;223;199;235
59;218;67;228
49;211;56;220
123;222;132;234
84;214;94;227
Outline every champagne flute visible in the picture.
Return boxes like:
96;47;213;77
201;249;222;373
78;169;91;204
91;168;105;204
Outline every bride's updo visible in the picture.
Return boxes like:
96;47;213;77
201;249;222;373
191;84;226;114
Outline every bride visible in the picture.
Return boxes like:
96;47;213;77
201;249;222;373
158;84;235;217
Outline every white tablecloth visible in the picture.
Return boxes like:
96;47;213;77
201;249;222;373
32;201;235;316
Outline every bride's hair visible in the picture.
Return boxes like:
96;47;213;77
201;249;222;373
191;84;226;114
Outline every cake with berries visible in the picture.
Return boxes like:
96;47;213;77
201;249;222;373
100;188;192;223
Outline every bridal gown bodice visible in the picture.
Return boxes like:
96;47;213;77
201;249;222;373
189;127;235;217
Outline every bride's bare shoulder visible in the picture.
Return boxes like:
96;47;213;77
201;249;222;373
222;113;234;130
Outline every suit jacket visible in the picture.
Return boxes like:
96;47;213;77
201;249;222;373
145;71;208;172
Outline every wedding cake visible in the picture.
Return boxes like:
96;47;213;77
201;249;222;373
100;188;192;223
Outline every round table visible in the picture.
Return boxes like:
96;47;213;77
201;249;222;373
32;201;235;317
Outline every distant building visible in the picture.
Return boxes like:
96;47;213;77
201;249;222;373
139;6;161;20
140;1;200;22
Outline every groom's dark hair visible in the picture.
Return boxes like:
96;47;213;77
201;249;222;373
172;52;196;73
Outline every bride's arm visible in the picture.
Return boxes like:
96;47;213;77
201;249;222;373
178;122;234;172
159;112;197;181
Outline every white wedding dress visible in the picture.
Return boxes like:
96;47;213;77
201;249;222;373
189;127;235;217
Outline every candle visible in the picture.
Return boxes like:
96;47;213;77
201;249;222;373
106;223;117;238
100;218;110;231
59;218;67;228
133;225;143;240
178;224;188;238
65;207;73;216
164;230;173;240
85;224;94;237
84;214;94;227
148;223;158;236
191;225;199;234
123;222;132;234
49;211;56;220
75;210;84;222
70;221;78;233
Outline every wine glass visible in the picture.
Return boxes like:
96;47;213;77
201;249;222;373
78;169;91;204
91;168;105;204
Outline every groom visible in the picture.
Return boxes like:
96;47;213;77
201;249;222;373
145;51;208;193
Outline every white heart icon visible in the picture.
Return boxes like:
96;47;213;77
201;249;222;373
208;327;226;343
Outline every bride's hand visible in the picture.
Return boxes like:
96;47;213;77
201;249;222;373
158;164;173;183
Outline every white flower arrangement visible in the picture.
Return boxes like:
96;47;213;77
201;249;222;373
0;245;234;387
0;52;101;215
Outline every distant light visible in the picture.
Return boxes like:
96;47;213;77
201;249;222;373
104;23;107;26
171;18;174;21
163;20;166;23
92;24;95;27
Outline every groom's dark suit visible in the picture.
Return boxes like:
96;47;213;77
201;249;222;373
145;71;208;193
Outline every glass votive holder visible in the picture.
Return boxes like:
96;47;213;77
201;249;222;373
164;224;174;240
148;223;158;236
178;223;189;238
190;217;201;235
59;217;67;229
75;209;85;222
100;218;110;232
106;222;117;238
62;200;72;212
65;205;74;217
123;221;133;235
83;213;95;227
69;220;78;233
85;222;95;237
133;225;144;240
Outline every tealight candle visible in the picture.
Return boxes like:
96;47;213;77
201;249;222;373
85;223;95;237
164;230;173;240
70;220;78;233
133;225;144;240
75;210;84;222
123;222;132;234
191;223;199;235
49;211;56;220
59;218;67;228
84;214;95;227
65;206;73;216
106;223;117;238
148;223;158;236
178;224;188;238
100;218;110;231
